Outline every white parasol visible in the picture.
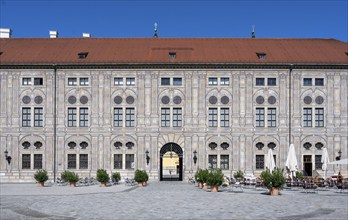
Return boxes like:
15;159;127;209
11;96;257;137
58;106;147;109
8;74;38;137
265;148;276;173
321;147;330;180
285;144;298;179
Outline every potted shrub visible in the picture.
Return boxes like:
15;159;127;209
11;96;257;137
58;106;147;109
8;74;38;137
134;170;147;186
61;170;79;187
195;169;204;188
112;172;121;184
233;170;244;182
200;169;209;190
34;169;49;186
260;168;286;196
96;169;110;187
207;169;224;192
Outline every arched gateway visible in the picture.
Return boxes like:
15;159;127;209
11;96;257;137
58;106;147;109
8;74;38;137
160;143;183;181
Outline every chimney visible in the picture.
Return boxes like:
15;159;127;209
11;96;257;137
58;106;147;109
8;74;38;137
0;28;12;38
82;33;91;38
49;30;58;38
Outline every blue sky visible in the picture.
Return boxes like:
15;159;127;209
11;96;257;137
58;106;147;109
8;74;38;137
0;0;347;41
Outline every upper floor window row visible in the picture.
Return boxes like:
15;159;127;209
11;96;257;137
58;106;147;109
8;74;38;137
161;77;182;86
208;77;230;86
303;78;324;86
255;78;277;86
22;77;43;86
68;77;89;86
114;77;135;86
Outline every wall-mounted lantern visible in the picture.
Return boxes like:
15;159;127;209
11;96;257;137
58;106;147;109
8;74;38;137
145;150;150;165
193;150;197;165
4;150;12;165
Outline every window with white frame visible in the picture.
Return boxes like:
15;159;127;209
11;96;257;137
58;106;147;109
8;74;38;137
125;108;135;127
161;108;170;127
315;78;324;86
114;154;123;169
173;77;182;86
114;77;123;86
22;107;31;127
315;108;324;127
220;77;229;85
256;78;265;86
22;78;31;85
208;77;218;85
267;108;276;127
126;154;134;169
113;108;123;127
22;154;31;169
315;155;322;170
208;155;218;169
34;78;43;86
34;107;43;127
161;78;170;85
67;154;77;169
267;78;276;86
68;108;77;127
80;78;89;86
220;108;229;127
303;108;312;127
303;78;312;86
208;108;218;127
126;77;135;85
79;154;88;169
220;155;229;170
256;155;264;169
79;108;88;127
173;108;182;127
34;154;43;169
68;78;77;86
256;108;265;127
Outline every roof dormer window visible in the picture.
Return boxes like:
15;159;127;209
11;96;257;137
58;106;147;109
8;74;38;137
168;52;176;59
78;52;88;59
256;52;266;60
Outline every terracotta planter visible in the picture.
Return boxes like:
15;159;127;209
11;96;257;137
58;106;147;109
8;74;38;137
37;182;45;187
138;182;144;187
270;188;279;196
198;182;203;188
203;184;208;190
69;182;77;187
210;185;219;192
100;182;107;187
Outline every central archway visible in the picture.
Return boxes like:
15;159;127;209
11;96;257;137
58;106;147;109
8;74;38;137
160;143;183;181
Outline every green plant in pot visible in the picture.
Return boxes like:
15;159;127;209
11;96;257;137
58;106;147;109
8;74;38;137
233;170;245;182
260;168;286;196
34;169;49;186
61;170;79;187
206;169;224;192
112;172;121;184
96;169;110;186
295;171;304;180
195;169;204;188
134;170;147;186
200;169;209;189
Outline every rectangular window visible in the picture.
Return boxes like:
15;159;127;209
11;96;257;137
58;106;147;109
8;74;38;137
114;154;123;169
113;108;123;127
220;155;229;170
315;108;324;127
161;77;170;85
114;77;123;86
34;77;43;86
34;154;43;169
315;78;324;86
256;78;265;86
303;78;312;86
303;108;312;127
315;155;322;170
161;108;170;127
256;108;265;127
22;154;31;169
267;78;277;86
208;108;218;127
208;155;218;169
208;77;218;85
68;78;77;86
220;77;230;85
68;108;77;127
79;154;88;169
80;78;89;86
220;108;229;127
125;108;135;127
267;108;276;127
126;77;135;85
22;107;31;127
79;108;88;127
173;77;182;86
173;108;182;127
34;107;43;127
256;155;264;169
68;154;77;169
22;78;31;85
126;154;134;169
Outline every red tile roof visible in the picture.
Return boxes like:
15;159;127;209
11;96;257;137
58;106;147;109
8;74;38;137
0;38;347;65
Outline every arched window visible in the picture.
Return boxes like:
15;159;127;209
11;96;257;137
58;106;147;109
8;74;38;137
303;142;312;150
126;142;134;149
268;142;276;150
80;142;88;149
114;141;122;149
68;141;76;149
221;142;229;150
256;142;264;150
34;141;42;149
22;141;31;149
315;142;323;150
209;142;217;150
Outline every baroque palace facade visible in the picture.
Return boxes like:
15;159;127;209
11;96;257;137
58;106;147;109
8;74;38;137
0;34;347;182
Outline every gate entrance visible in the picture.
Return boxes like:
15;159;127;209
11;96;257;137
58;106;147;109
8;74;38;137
160;143;183;181
303;155;313;176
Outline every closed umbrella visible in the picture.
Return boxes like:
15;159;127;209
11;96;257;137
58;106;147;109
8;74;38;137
285;144;298;179
321;147;330;180
265;148;276;173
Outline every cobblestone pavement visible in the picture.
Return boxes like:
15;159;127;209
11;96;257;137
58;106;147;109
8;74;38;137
1;181;347;220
